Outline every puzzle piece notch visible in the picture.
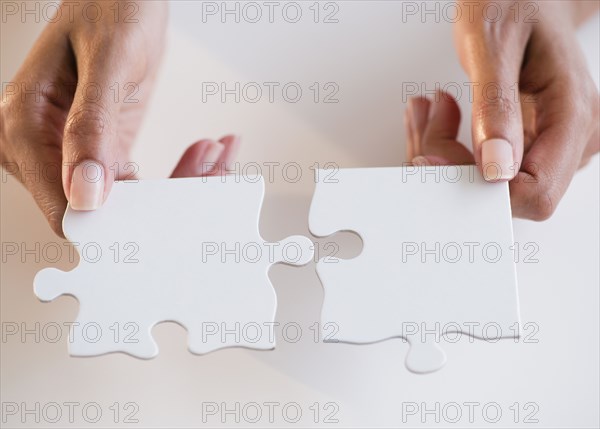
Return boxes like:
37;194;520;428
34;176;314;358
310;166;521;374
269;235;314;266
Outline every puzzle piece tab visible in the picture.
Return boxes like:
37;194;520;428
34;175;313;358
309;166;520;373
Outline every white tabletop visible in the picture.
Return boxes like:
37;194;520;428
1;2;598;427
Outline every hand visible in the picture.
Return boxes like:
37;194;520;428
0;1;239;237
407;0;599;220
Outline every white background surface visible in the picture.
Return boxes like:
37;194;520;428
1;1;599;427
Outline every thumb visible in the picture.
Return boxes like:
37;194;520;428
456;24;528;182
61;57;123;211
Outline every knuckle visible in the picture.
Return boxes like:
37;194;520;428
526;173;560;221
511;169;560;222
528;192;556;221
64;105;110;139
44;201;67;237
474;94;518;123
1;84;56;160
30;190;67;237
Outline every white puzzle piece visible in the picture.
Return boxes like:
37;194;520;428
309;166;521;374
34;175;313;358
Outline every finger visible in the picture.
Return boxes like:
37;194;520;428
455;13;530;181
61;31;138;211
419;92;475;164
170;135;242;179
406;97;431;159
170;140;224;178
404;103;416;160
520;92;537;156
3;148;68;238
208;134;241;176
510;90;591;220
412;155;452;166
0;18;74;236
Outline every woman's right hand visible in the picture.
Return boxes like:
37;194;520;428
1;1;240;237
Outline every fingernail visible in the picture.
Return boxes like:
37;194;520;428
412;156;431;166
70;160;105;210
199;141;224;175
481;139;515;182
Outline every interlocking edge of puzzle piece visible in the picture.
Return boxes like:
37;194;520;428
33;170;520;374
309;166;521;374
33;175;314;358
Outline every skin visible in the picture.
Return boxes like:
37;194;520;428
407;0;600;220
2;1;599;235
0;1;239;237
